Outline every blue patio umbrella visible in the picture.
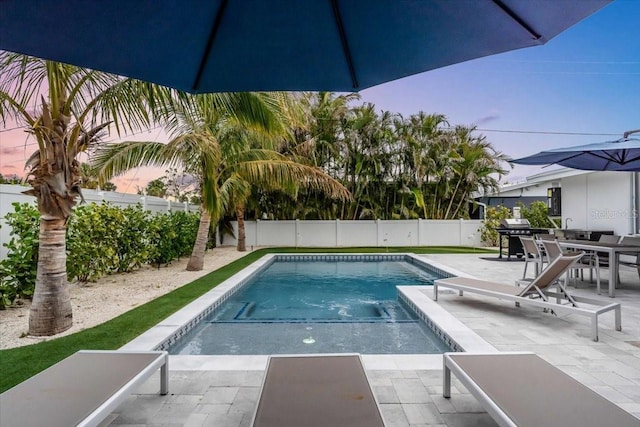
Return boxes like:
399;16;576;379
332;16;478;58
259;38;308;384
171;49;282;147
0;0;610;93
512;130;640;171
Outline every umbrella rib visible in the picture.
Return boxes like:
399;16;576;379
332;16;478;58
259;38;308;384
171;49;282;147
622;153;640;165
491;0;542;41
331;0;359;89
193;0;229;92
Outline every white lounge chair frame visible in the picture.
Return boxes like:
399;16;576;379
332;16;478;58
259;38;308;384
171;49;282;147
433;253;621;341
0;350;168;427
443;352;640;427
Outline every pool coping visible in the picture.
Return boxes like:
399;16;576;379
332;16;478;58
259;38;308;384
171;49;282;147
121;253;497;370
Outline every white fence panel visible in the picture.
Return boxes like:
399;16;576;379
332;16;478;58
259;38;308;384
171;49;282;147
0;185;36;259
2;181;485;260
223;219;484;248
378;220;420;246
257;220;297;246
460;221;483;247
338;220;378;246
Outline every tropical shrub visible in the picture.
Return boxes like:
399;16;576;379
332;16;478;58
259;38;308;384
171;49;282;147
172;211;200;257
479;205;511;246
0;202;200;304
147;210;199;268
66;203;120;282
0;203;40;308
113;205;152;273
518;200;555;228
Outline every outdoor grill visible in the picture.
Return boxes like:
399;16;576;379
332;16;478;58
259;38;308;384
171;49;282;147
497;219;549;260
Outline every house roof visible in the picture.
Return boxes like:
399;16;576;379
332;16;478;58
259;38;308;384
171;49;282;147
477;167;593;198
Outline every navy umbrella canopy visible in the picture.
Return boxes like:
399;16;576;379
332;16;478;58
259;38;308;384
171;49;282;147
0;0;610;93
512;130;640;172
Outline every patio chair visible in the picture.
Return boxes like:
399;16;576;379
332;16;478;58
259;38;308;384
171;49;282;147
519;236;546;279
251;354;384;427
0;350;168;427
443;352;640;427
594;234;621;290
541;239;600;290
617;235;640;281
535;233;557;241
434;253;622;341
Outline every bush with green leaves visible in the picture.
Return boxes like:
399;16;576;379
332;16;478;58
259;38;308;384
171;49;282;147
1;201;201;305
114;205;153;273
0;203;39;308
66;203;120;282
147;213;177;267
517;200;555;228
479;205;511;246
148;211;199;268
173;211;200;256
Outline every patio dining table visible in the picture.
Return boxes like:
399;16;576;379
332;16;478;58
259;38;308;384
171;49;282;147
559;240;640;297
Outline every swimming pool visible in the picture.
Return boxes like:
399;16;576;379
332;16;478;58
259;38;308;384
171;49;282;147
167;255;452;355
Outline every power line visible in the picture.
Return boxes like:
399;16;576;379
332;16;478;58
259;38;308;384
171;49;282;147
0;125;25;133
471;128;622;137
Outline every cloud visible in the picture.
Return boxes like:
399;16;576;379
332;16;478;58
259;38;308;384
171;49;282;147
0;146;23;156
473;115;500;126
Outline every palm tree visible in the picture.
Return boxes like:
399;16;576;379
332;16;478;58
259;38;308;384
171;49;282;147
93;93;350;267
221;125;350;251
394;113;451;218
78;162;116;190
444;126;510;219
0;53;186;335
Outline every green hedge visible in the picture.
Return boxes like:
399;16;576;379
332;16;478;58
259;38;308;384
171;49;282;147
0;202;200;308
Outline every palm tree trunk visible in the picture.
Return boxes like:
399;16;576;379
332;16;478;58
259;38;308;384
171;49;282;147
28;218;73;336
186;208;211;271
444;178;463;219
236;205;246;252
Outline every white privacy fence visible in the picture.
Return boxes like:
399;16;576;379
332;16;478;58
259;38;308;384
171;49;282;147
222;219;484;248
0;184;198;259
1;183;485;260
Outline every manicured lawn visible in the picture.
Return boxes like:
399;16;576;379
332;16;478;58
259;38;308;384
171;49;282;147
0;246;495;392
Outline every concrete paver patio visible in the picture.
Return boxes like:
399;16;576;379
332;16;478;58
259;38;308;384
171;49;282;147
102;253;640;427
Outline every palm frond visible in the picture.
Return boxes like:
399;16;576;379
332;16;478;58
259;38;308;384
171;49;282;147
234;160;350;201
91;141;181;181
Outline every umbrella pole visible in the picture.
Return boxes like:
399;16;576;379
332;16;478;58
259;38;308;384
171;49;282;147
631;172;640;234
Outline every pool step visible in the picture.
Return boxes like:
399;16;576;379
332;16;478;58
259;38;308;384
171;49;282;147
233;302;256;320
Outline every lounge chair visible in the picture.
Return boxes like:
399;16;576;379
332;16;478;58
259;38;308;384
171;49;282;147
443;352;640;427
0;350;168;427
434;253;622;341
251;354;384;427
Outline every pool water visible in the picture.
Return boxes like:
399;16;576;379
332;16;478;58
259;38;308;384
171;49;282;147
168;260;451;355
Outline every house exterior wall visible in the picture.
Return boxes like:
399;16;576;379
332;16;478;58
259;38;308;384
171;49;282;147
561;172;634;235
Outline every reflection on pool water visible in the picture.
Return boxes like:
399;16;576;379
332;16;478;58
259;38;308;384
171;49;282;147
168;258;452;355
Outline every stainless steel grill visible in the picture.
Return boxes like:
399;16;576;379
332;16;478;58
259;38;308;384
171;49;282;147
497;219;549;260
500;218;531;229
